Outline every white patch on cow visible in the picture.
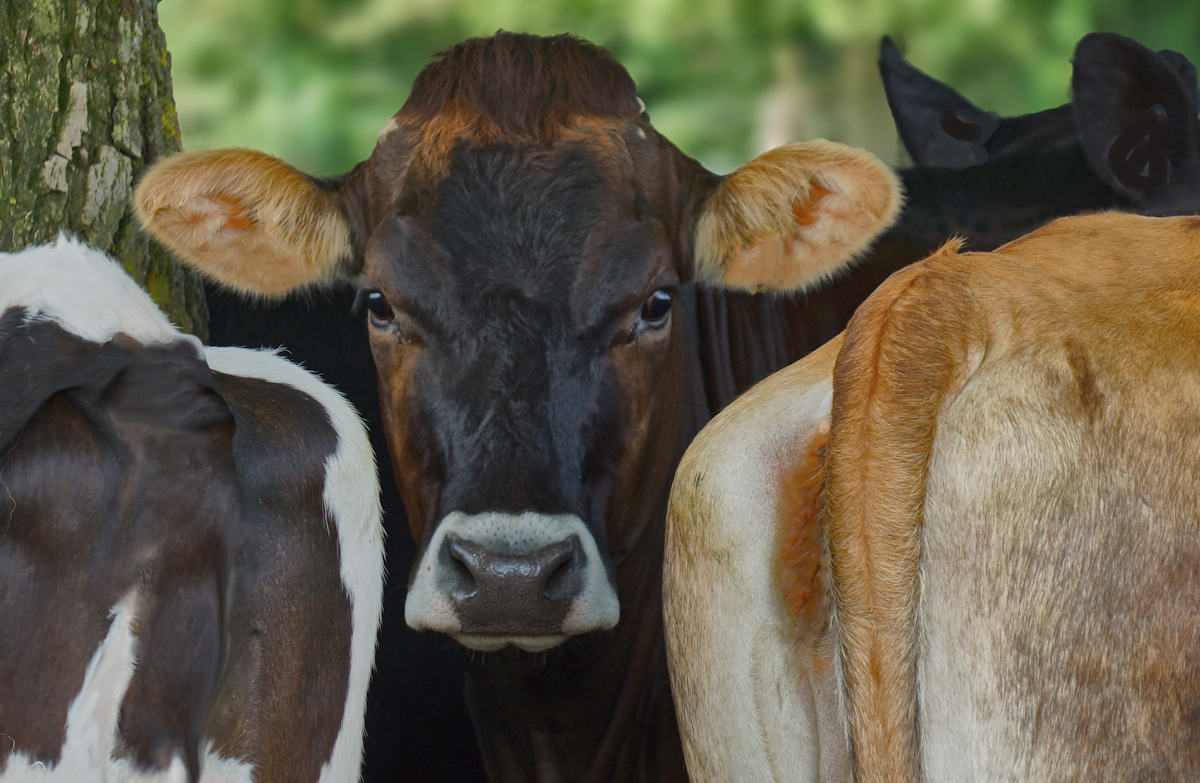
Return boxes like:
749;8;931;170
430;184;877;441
195;747;255;783
203;347;384;783
107;742;254;782
0;235;178;346
663;338;847;783
1;591;139;782
405;511;620;652
108;754;189;782
376;115;400;142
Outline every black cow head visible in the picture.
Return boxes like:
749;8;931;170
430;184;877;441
135;32;902;652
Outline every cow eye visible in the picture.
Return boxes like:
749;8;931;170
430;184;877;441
639;289;672;328
365;291;394;323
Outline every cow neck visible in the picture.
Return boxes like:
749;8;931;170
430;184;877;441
462;490;687;783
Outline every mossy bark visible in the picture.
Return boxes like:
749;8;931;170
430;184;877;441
0;0;206;339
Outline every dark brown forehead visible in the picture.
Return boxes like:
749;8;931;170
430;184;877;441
369;33;649;206
395;32;643;144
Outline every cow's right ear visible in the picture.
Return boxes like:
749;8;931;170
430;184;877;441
1072;33;1200;197
135;149;355;298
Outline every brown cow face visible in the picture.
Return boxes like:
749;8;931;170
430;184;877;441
134;32;901;653
366;132;692;649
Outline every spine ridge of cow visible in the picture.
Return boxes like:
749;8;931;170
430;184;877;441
823;239;983;782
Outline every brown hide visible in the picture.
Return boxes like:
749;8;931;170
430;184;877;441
0;240;382;782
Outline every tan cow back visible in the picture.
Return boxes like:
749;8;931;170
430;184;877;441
828;211;1200;780
665;212;1200;782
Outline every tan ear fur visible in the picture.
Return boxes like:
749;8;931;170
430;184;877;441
695;140;903;292
134;149;352;298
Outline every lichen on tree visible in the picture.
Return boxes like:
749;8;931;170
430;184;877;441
0;0;207;339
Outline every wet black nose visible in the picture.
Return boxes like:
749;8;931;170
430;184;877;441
441;534;585;635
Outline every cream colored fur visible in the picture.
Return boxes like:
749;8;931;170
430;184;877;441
664;335;848;783
667;213;1200;781
694;140;902;292
134;148;351;297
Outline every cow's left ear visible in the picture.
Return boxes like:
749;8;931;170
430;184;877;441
693;140;902;293
135;148;357;298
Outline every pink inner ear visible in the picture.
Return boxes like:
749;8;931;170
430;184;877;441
191;194;254;243
791;184;833;228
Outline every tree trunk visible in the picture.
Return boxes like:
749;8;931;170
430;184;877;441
0;0;207;339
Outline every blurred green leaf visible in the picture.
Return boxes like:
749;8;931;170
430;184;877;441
158;0;1198;175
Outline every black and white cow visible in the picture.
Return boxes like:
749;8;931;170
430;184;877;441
0;236;385;782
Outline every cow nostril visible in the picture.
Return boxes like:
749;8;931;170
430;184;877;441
540;538;578;601
542;557;571;599
445;535;481;598
450;554;476;595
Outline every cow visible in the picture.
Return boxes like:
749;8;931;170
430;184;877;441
0;236;385;782
134;29;1200;780
190;36;1146;781
662;32;1200;783
668;211;1200;781
133;31;905;781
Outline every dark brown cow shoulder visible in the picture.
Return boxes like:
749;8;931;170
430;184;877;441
0;238;384;782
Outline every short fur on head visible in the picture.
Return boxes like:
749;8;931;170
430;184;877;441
694;140;903;293
393;32;643;143
134;148;351;298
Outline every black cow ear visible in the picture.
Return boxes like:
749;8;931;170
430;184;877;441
879;36;985;163
1157;49;1200;109
1072;33;1200;197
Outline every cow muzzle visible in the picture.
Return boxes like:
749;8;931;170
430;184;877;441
405;511;620;652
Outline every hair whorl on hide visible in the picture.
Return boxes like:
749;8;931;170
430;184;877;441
394;32;644;144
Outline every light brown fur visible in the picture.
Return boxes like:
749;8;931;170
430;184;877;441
667;212;1200;782
778;431;829;654
694;140;903;292
133;148;351;297
386;111;638;207
824;237;985;781
826;212;1200;780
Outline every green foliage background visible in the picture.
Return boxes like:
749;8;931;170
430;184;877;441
159;0;1200;176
